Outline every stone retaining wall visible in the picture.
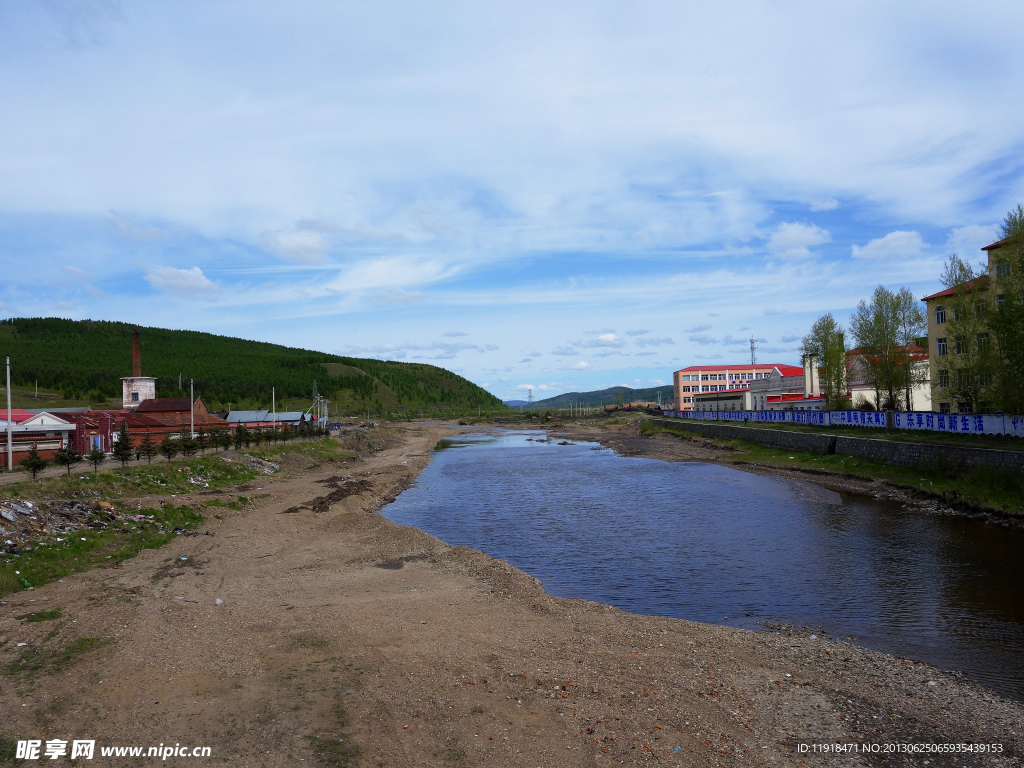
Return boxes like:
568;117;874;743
648;419;1024;473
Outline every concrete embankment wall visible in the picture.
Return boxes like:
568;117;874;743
648;419;1024;473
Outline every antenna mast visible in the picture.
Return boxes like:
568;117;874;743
527;388;533;409
749;335;758;366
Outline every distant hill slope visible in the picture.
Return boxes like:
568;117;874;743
0;318;503;413
530;385;674;409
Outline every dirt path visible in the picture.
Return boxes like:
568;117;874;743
1;421;1020;767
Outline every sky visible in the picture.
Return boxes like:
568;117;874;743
2;1;1023;402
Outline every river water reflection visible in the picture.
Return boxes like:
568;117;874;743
381;431;1024;699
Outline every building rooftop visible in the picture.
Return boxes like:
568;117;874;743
921;275;990;301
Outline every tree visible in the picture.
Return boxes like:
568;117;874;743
138;433;158;464
196;427;208;455
52;444;83;476
216;428;233;452
178;428;199;458
849;286;904;410
800;313;848;409
989;204;1024;413
159;434;179;462
85;446;106;474
893;287;928;411
939;254;995;413
234;424;250;450
19;446;48;479
111;421;135;467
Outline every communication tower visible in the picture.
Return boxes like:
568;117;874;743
749;336;758;366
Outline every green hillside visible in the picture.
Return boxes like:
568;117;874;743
0;318;503;415
531;384;674;409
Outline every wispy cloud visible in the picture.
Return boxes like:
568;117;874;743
143;265;221;299
851;231;926;260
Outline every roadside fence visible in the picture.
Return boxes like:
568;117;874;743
658;409;1024;438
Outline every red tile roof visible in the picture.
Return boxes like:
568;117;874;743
135;398;195;412
921;275;990;301
0;409;35;423
982;236;1016;251
676;364;803;376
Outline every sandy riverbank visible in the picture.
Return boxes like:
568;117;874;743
1;420;1020;767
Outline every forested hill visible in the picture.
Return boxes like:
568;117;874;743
0;318;503;413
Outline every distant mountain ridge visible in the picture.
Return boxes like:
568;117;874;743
528;385;674;409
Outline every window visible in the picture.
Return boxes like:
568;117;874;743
701;375;709;381
955;371;966;387
998;294;1006;309
977;332;989;351
939;402;951;414
996;262;1012;278
718;374;727;381
976;372;993;387
934;305;946;324
975;300;988;318
937;370;949;389
954;336;967;355
683;397;692;403
936;337;947;356
957;402;971;413
131;392;139;402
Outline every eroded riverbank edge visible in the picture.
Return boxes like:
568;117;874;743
0;420;1020;768
548;418;1024;528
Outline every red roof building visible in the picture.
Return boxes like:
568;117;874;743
673;364;804;411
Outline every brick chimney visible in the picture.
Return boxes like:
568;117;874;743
132;330;142;377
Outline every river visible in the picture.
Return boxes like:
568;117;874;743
380;430;1024;700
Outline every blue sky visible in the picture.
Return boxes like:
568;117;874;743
2;1;1023;401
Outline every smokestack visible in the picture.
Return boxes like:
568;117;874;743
811;354;820;398
132;330;142;377
803;355;811;398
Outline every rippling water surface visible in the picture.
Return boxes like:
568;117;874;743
380;430;1024;699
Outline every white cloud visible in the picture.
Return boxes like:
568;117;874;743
551;344;578;356
634;351;656;357
107;214;172;242
809;198;839;212
62;265;93;280
572;361;592;370
635;335;673;348
768;222;831;259
780;335;800;343
687;323;712;333
763;308;782;315
361;288;423;306
581;332;624;348
144;265;221;299
851;230;926;260
689;333;718;345
260;230;330;264
519;357;533;363
624;329;650;336
648;378;665;386
946;224;1001;259
443;330;468;337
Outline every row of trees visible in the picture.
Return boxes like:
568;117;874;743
799;285;927;411
936;205;1024;414
15;420;335;479
800;203;1023;414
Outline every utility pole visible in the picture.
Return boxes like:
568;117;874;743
6;356;12;471
272;386;276;431
190;378;195;437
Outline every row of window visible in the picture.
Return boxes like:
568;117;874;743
935;334;989;356
935;295;1014;325
936;370;993;388
678;372;769;382
680;385;731;392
